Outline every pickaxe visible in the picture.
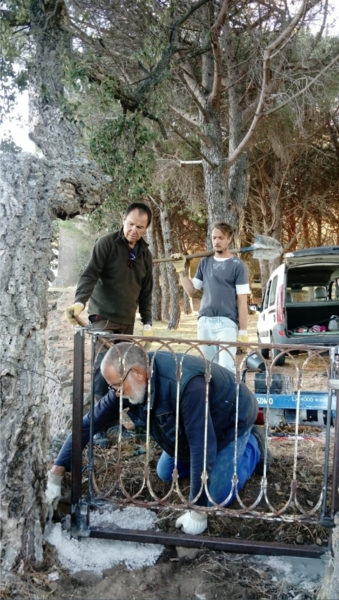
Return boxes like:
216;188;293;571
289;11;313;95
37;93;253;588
153;234;282;263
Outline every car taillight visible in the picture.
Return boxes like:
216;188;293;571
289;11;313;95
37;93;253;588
276;284;284;324
255;407;265;425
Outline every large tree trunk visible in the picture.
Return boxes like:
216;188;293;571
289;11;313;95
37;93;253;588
197;5;249;241
148;216;162;322
200;110;237;243
0;0;109;574
0;149;107;573
29;0;78;160
225;14;250;242
158;195;180;329
0;154;52;571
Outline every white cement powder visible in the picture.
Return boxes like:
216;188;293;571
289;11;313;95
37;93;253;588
45;506;164;574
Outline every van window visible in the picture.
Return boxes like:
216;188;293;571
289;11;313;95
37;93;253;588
263;281;271;309
268;275;278;306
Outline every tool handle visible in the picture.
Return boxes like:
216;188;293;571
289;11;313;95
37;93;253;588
74;315;112;349
152;248;249;264
74;314;87;328
153;251;213;264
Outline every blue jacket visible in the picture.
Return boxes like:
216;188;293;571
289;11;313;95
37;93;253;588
56;352;258;503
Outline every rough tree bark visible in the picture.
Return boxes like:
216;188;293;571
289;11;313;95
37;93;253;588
147;216;162;322
181;2;251;241
0;0;109;573
152;193;181;330
0;154;107;573
0;155;53;572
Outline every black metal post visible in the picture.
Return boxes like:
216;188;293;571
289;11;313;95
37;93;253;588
330;347;339;517
88;526;326;558
71;329;84;513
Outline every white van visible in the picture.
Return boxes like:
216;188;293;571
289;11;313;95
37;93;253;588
254;246;339;365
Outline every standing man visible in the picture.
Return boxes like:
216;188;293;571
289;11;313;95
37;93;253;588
174;222;250;373
65;202;153;399
46;343;269;535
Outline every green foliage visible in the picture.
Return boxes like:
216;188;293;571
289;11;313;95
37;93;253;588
88;113;157;229
0;137;22;153
0;2;30;120
0;59;28;120
88;202;124;233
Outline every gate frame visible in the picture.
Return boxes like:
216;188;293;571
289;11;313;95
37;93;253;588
69;330;339;559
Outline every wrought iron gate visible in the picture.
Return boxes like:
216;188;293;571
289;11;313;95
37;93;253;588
68;329;339;559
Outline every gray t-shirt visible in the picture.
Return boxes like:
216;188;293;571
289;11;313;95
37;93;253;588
193;256;250;324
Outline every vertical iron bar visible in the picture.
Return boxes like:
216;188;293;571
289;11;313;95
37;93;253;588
330;346;339;517
320;370;335;522
332;391;339;515
71;329;84;511
87;333;98;500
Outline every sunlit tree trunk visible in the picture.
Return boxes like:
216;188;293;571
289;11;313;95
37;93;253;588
158;194;180;329
0;154;52;571
0;0;108;573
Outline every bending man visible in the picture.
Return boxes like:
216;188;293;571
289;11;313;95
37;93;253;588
46;343;270;535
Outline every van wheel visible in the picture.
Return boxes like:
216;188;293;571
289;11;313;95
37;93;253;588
260;348;269;359
272;348;285;366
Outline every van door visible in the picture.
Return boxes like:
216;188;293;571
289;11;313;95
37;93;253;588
257;273;279;344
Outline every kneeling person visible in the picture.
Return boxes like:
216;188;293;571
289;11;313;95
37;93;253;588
46;343;268;534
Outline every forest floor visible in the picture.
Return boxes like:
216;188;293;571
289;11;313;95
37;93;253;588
1;287;335;600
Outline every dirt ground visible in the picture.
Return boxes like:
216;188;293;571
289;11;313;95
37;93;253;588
2;431;331;600
0;547;326;600
1;289;334;600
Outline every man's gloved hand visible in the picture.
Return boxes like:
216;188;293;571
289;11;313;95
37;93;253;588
237;330;249;353
171;253;187;274
64;302;85;325
142;324;153;337
45;472;63;510
175;510;208;535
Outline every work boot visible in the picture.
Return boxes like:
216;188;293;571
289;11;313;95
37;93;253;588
252;424;273;475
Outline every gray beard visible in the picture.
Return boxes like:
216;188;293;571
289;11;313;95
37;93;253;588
122;382;146;405
123;395;144;405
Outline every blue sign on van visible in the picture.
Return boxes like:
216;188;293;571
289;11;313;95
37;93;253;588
255;391;336;411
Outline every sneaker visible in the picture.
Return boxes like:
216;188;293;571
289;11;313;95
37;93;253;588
252;424;273;475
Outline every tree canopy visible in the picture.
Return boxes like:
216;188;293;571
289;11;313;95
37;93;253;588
2;1;338;247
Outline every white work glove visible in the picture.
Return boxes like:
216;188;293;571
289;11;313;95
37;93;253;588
64;302;85;325
175;510;208;535
171;253;187;274
237;329;249;352
45;472;63;510
142;324;153;337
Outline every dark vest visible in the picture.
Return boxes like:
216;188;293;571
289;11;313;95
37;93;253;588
128;352;258;460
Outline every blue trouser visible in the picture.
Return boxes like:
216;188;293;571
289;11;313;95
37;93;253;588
156;428;260;505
